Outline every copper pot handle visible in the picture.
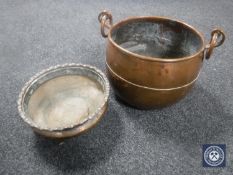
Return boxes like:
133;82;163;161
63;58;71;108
205;29;225;59
98;10;113;38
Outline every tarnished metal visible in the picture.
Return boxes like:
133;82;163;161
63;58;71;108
98;10;113;38
205;29;225;59
98;10;225;108
18;63;110;138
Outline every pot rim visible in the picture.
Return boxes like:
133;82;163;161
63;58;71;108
17;63;110;132
108;16;205;62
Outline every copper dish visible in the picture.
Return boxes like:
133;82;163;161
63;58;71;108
98;10;225;109
18;64;109;139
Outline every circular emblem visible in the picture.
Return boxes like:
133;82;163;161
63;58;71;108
204;146;225;166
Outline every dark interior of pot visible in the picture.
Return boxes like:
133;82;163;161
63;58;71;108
111;18;203;59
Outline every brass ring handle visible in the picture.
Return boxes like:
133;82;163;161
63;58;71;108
205;29;225;59
98;10;113;38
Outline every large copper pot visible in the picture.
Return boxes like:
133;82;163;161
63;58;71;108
98;10;225;109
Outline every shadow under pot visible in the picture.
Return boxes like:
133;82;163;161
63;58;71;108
98;10;225;109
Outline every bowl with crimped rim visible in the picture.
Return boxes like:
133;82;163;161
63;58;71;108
18;63;109;139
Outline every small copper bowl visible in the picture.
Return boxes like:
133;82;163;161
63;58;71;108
18;64;109;139
98;10;225;108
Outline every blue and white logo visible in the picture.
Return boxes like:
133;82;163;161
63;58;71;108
203;144;226;167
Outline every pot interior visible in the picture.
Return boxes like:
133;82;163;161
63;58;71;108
111;18;203;59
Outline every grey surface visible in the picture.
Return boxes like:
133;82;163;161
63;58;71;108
0;0;233;174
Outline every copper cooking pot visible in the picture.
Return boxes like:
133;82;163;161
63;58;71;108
98;10;225;109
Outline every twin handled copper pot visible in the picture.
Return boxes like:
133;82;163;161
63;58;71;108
98;10;225;109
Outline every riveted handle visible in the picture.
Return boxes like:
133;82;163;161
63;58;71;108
98;10;113;38
205;29;225;59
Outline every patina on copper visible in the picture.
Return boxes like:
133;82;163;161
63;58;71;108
98;10;225;109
